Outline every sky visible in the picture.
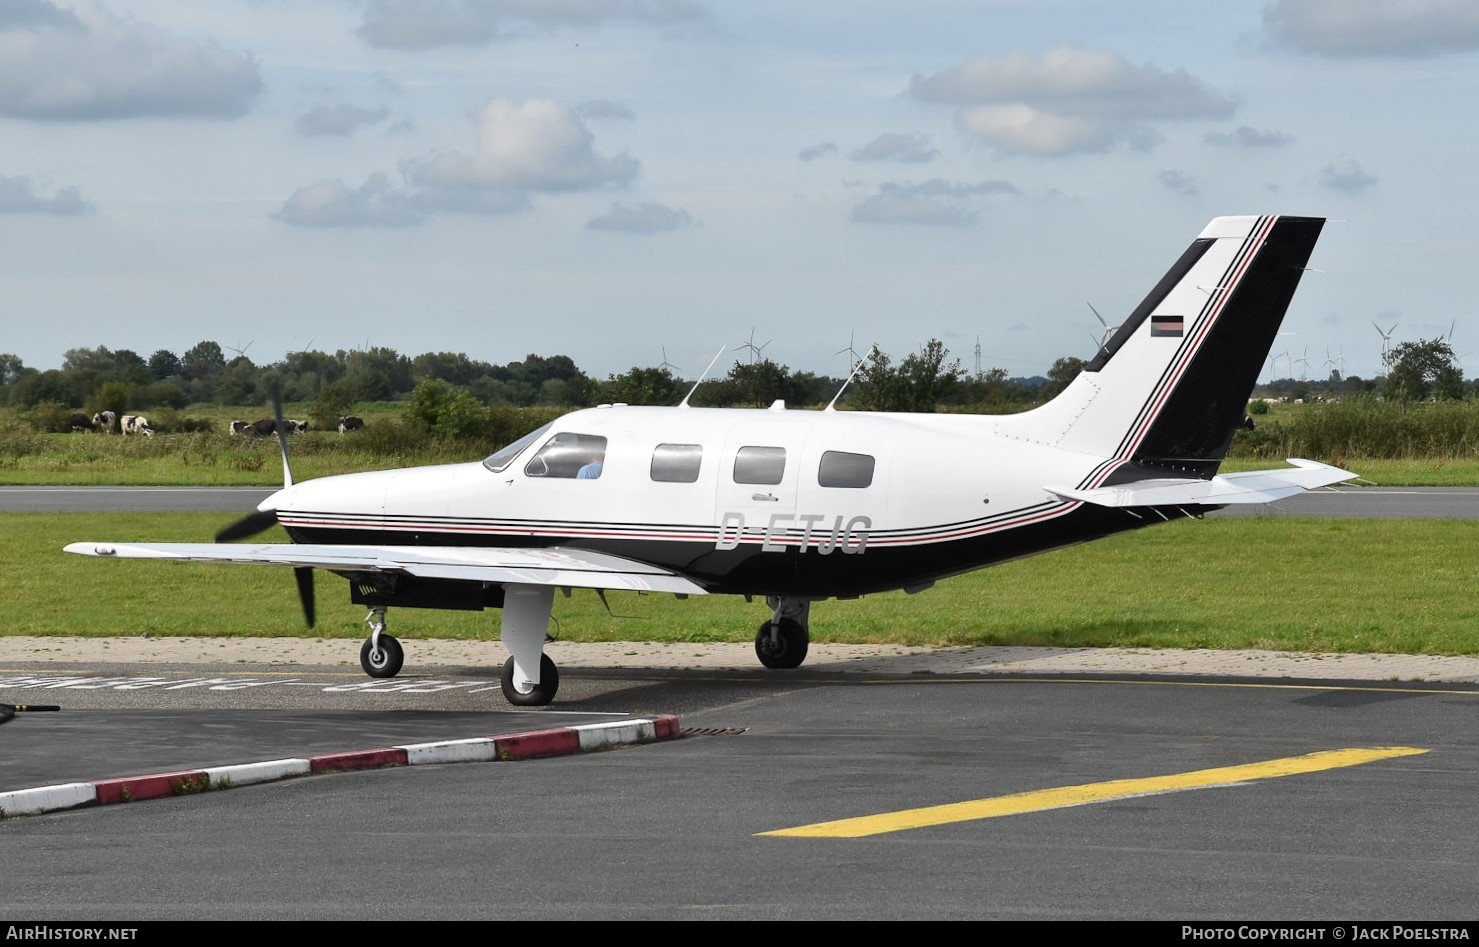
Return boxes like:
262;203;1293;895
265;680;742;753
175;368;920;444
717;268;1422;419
3;0;1478;385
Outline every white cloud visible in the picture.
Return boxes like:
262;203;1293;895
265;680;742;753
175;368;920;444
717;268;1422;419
1264;0;1479;57
849;132;938;163
850;179;1018;227
797;142;837;161
272;174;423;228
0;0;262;121
294;103;392;137
1318;158;1377;192
0;172;93;215
1203;125;1293;148
411;97;640;192
585;201;695;234
358;0;710;50
909;46;1237;156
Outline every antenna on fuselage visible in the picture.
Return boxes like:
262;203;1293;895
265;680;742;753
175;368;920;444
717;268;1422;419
679;346;727;408
825;343;879;412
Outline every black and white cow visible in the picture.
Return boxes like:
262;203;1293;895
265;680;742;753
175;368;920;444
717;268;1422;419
337;415;365;434
69;413;96;432
121;414;153;437
247;418;277;437
229;420;250;435
92;410;116;434
287;419;309;433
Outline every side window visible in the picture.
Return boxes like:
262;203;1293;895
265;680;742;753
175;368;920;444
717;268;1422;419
733;446;785;485
651;443;703;483
818;450;875;488
524;433;608;479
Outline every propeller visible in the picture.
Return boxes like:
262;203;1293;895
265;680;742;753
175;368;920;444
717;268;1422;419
215;381;315;628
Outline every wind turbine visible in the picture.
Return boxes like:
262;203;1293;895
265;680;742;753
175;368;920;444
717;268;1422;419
738;327;771;365
1373;321;1397;357
658;345;680;375
1295;346;1310;381
1087;302;1118;355
835;330;861;377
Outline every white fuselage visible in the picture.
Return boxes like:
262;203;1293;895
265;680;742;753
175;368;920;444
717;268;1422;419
264;403;1127;597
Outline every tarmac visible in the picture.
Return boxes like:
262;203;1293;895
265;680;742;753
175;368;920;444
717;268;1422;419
7;634;1479;682
5;636;1478;819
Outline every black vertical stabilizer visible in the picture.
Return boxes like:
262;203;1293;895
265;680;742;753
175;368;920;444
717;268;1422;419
1128;216;1324;476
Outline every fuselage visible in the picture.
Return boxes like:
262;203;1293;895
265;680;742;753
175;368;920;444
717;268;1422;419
266;403;1180;597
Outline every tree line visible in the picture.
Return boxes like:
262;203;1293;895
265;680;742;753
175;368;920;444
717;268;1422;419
0;335;1470;435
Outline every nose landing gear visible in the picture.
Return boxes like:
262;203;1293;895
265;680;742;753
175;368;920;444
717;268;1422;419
359;606;404;678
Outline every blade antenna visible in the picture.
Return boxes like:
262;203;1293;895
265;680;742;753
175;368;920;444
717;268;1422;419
826;343;879;412
679;346;726;408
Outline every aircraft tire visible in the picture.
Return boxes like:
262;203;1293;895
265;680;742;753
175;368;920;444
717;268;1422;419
754;618;808;670
501;654;560;706
360;634;404;678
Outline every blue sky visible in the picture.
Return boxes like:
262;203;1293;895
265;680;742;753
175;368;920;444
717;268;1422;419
3;0;1477;384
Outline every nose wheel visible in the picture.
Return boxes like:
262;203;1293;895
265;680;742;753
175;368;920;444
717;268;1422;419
360;607;404;678
754;596;811;669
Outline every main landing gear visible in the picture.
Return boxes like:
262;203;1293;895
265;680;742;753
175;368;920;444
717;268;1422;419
351;588;563;707
755;596;811;670
359;607;404;678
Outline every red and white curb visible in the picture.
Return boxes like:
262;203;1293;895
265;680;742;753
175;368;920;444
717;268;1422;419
0;715;681;818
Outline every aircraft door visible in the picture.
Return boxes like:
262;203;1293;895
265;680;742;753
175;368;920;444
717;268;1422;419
715;420;808;552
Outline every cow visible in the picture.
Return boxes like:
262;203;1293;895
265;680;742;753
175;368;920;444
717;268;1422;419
287;419;309;434
337;416;365;434
247;418;277;437
229;420;250;435
121;414;153;437
92;410;116;434
69;413;96;432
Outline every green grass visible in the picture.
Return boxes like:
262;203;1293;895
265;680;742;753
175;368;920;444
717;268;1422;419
1217;456;1479;485
11;513;1477;655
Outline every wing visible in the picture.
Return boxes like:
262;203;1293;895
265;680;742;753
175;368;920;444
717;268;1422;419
1045;458;1358;508
63;542;708;596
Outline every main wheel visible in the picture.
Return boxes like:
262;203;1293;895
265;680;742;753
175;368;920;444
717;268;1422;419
360;634;404;678
754;618;808;670
501;654;560;706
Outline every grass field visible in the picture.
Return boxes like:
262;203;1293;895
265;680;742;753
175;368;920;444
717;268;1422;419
10;513;1477;655
4;428;1479;486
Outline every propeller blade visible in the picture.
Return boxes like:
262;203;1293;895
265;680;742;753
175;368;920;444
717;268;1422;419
215;508;279;543
293;567;316;628
270;381;296;489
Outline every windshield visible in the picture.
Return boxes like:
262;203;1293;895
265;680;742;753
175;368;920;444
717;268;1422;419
482;422;554;472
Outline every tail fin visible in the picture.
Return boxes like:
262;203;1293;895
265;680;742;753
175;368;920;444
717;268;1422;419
1021;215;1324;476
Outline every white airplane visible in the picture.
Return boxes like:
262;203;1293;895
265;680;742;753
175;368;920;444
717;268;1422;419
67;214;1355;707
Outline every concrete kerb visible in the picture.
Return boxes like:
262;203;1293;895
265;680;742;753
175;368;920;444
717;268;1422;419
0;714;681;819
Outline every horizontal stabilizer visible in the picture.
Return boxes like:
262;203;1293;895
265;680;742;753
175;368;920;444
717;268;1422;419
62;542;709;596
1045;458;1357;508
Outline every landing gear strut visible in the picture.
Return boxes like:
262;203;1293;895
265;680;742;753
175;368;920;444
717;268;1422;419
359;606;404;678
755;596;810;670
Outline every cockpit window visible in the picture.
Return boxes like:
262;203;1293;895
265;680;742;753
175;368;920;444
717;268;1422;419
482;422;553;473
524;432;608;479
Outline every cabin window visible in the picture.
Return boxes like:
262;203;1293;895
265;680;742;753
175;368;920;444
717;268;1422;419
483;422;553;472
524;433;608;479
818;450;875;488
733;446;785;485
651;443;703;483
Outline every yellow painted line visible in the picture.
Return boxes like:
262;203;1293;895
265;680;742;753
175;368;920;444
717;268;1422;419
759;746;1429;838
